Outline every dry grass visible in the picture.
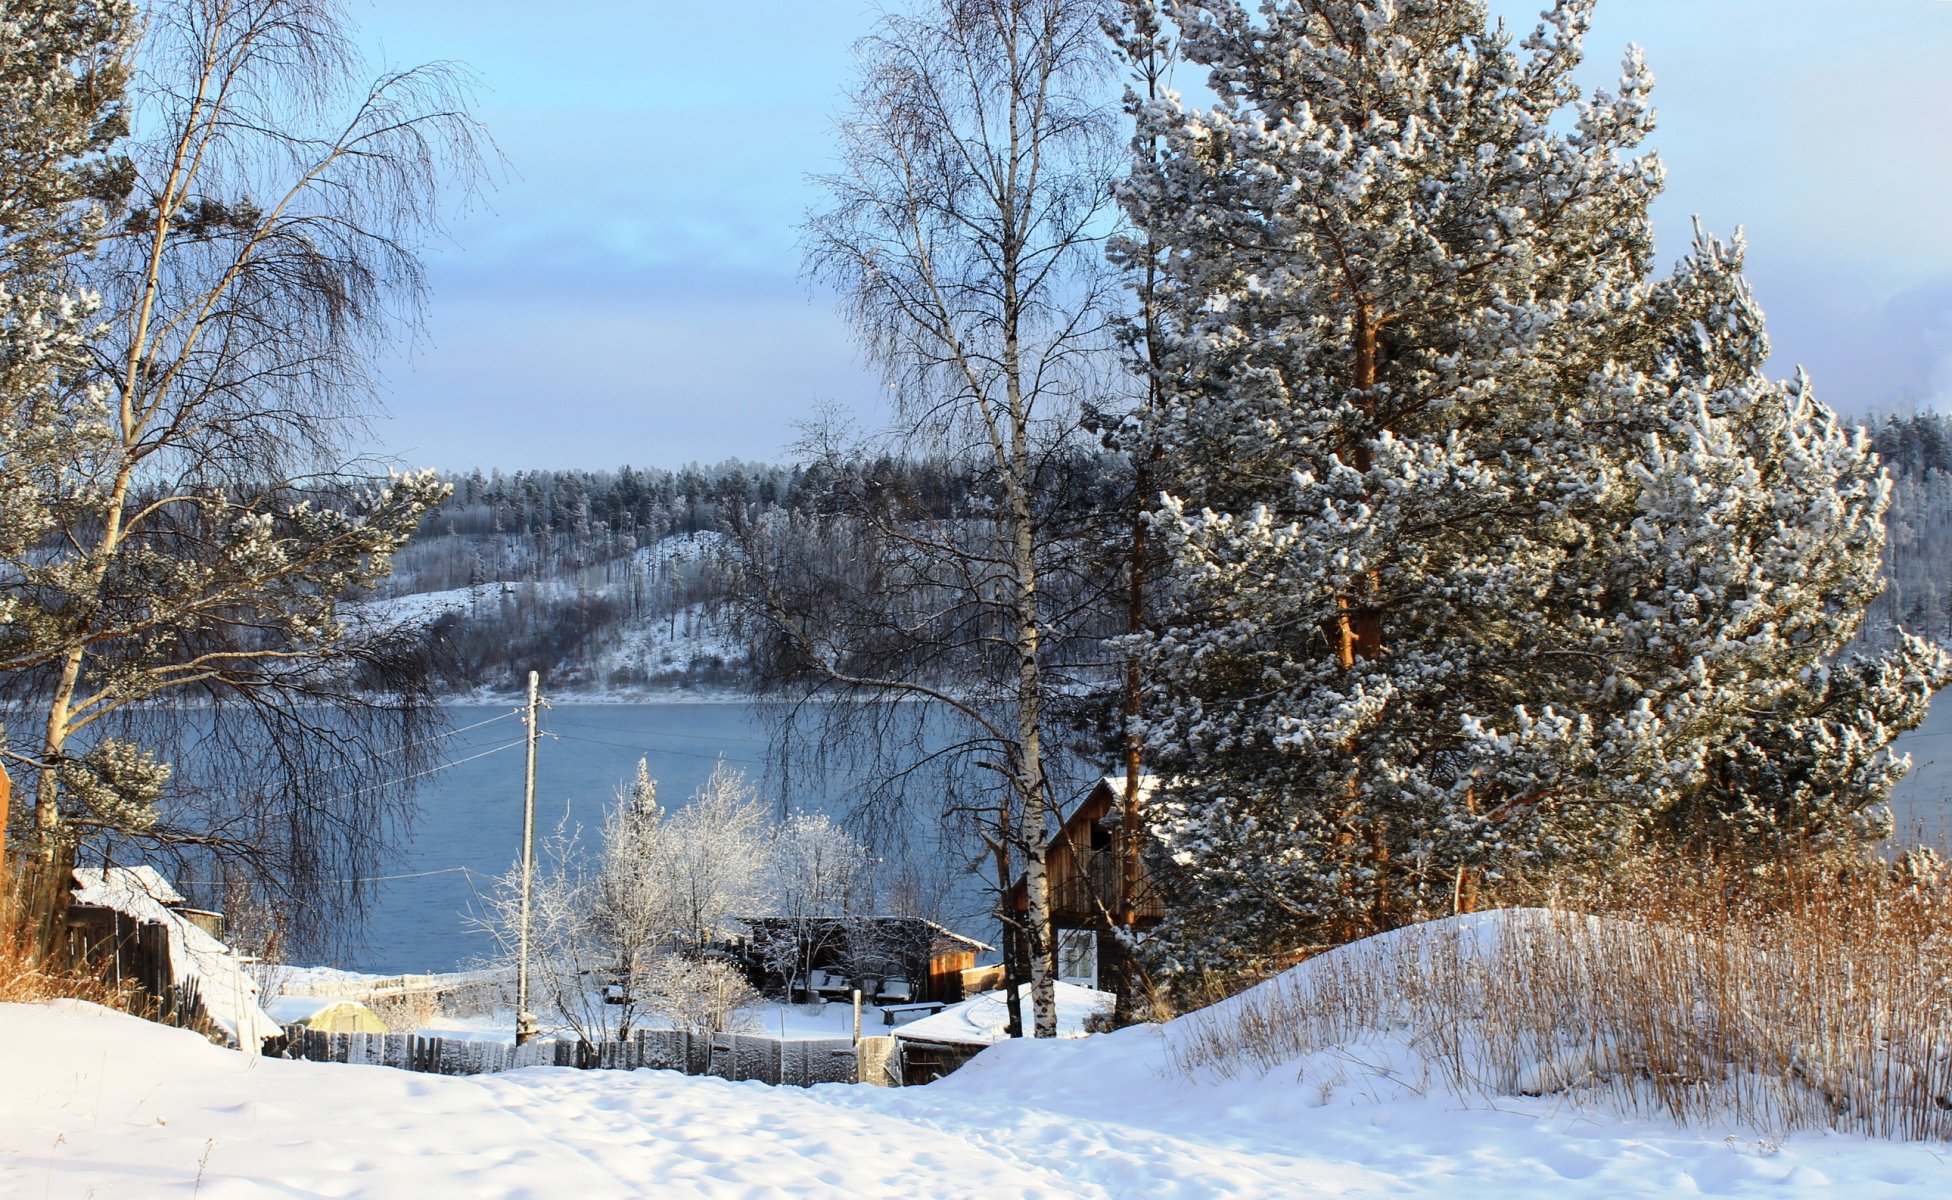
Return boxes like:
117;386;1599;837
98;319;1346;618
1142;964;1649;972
0;897;135;1011
1168;847;1952;1141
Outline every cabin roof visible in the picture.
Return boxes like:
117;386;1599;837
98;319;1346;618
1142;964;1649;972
1054;775;1161;844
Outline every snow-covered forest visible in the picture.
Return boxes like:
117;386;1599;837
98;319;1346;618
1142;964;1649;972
1868;412;1952;644
360;453;1123;695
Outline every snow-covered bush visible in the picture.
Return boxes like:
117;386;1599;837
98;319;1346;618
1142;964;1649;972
637;956;764;1036
480;759;796;1042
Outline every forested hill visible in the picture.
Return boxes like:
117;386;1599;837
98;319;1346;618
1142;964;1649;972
369;414;1952;697
1870;413;1952;645
362;456;1069;695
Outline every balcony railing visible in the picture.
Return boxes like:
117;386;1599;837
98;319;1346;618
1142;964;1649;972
1047;848;1164;926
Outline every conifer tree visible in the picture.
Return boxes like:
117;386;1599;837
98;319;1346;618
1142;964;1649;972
1122;0;1949;976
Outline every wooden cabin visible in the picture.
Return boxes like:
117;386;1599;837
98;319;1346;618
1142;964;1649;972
1012;775;1164;988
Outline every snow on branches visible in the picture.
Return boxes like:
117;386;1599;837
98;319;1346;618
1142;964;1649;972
1122;0;1950;977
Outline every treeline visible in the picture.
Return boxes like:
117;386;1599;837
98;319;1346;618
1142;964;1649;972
400;418;1952;698
375;417;1952;698
1869;412;1952;644
376;454;1125;694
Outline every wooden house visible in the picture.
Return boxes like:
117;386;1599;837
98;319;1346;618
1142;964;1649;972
1012;775;1164;988
66;865;280;1047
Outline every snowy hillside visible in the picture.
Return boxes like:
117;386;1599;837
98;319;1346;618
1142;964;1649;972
6;910;1945;1198
356;528;749;696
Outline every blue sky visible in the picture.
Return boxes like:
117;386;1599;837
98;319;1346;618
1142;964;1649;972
349;1;1952;472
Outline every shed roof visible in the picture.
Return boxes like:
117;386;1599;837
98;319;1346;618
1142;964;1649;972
741;915;994;956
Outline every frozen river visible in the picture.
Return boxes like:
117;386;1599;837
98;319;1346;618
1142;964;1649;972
1890;688;1952;846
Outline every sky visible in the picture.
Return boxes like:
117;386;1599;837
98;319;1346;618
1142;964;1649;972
346;0;1952;473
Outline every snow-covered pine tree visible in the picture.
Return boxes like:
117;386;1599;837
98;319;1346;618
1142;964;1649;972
0;0;138;853
0;0;132;658
1121;0;1949;977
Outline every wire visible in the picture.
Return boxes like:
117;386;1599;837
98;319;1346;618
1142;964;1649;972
304;737;529;805
385;737;529;787
411;709;523;747
177;865;485;888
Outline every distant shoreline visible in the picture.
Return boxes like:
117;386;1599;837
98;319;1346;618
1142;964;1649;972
441;688;758;706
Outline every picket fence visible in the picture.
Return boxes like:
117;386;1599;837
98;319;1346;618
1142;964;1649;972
282;1026;863;1088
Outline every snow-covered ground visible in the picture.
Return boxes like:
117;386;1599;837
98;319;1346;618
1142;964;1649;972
7;964;1943;1197
266;962;890;1042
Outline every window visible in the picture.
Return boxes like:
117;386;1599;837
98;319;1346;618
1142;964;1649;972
1056;928;1097;987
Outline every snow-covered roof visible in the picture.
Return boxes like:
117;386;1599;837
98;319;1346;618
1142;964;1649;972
72;864;185;907
918;919;994;956
69;865;280;1048
1096;774;1161;798
893;981;1113;1047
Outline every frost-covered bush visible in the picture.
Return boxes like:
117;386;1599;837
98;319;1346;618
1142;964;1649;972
638;956;764;1037
481;759;802;1043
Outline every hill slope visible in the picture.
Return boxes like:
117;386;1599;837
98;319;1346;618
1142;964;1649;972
5;911;1942;1198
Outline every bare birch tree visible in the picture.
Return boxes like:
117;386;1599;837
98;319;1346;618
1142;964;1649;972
0;0;486;953
751;0;1119;1038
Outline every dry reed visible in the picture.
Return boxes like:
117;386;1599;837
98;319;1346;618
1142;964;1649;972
1168;848;1952;1141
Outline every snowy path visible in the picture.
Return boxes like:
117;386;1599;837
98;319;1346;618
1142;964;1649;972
3;1002;1944;1198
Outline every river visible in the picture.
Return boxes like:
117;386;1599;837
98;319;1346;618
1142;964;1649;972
352;701;818;973
346;692;1952;974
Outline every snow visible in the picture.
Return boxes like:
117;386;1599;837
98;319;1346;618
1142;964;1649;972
894;982;1112;1046
68;867;280;1049
265;962;886;1043
412;998;869;1044
72;864;184;905
263;995;340;1024
350;530;750;699
3;990;1940;1198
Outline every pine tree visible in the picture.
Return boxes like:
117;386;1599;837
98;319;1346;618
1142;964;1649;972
0;0;133;625
0;0;137;854
1123;0;1949;977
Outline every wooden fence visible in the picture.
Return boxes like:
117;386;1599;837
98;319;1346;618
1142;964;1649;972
2;841;78;967
282;1027;862;1088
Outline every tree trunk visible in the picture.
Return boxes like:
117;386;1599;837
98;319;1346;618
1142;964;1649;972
1013;495;1058;1037
991;823;1024;1039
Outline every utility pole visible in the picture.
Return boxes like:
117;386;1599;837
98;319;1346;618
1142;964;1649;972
515;670;541;1045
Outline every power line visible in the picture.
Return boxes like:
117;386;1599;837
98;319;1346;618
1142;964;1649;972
179;865;484;887
306;738;529;805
